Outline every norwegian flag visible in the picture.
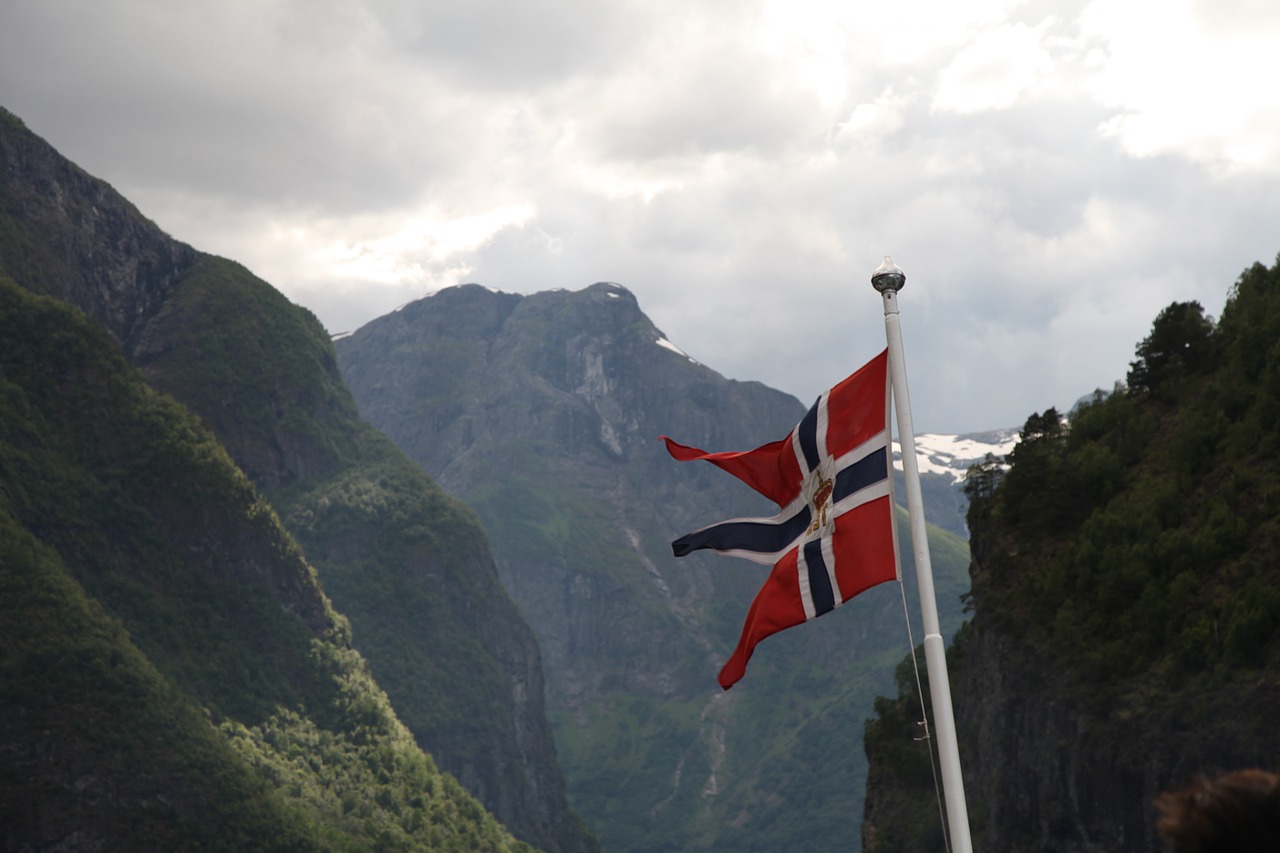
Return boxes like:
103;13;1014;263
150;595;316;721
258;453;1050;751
662;349;898;689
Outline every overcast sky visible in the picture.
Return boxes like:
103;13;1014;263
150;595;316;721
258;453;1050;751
4;0;1280;433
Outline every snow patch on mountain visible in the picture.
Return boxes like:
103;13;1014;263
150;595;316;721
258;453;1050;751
656;336;699;364
893;428;1020;484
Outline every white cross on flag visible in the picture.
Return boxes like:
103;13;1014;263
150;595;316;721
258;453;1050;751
663;349;899;689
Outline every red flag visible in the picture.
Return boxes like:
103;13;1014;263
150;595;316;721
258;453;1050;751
663;349;898;689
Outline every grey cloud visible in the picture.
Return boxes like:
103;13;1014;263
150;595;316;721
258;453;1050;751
579;57;820;162
389;0;641;90
0;1;491;213
1190;0;1280;36
5;0;1280;435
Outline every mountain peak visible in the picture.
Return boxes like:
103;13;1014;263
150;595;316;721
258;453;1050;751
433;281;508;296
585;280;633;296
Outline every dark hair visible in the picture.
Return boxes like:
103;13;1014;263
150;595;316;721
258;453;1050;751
1156;769;1280;853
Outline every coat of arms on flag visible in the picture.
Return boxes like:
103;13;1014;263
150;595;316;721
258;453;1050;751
662;348;899;689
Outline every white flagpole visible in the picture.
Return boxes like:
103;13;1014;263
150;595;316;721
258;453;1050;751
872;256;974;853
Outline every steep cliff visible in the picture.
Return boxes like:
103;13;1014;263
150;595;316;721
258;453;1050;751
0;108;197;351
0;277;529;851
337;282;972;851
0;105;595;853
863;263;1280;852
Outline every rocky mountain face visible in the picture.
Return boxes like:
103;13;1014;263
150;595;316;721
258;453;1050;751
0;109;197;353
0;106;594;853
338;283;804;705
337;282;973;852
863;270;1280;851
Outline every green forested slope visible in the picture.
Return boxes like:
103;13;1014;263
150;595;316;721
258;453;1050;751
961;262;1280;690
0;104;595;853
0;513;315;851
0;277;532;851
863;257;1280;852
135;256;592;853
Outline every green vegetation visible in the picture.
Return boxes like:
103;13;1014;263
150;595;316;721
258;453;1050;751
967;264;1280;685
276;434;519;754
220;645;530;852
863;256;1280;851
554;691;711;847
130;253;592;852
0;512;320;851
0;277;532;850
137;255;362;484
2;109;596;851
